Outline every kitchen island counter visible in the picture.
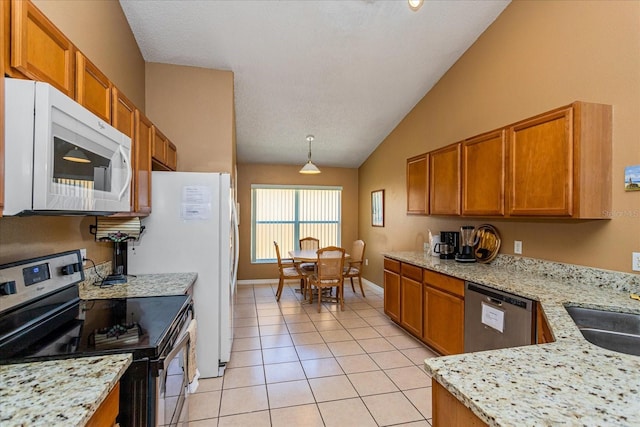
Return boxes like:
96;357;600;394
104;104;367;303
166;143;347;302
0;354;131;427
383;251;640;427
79;272;197;299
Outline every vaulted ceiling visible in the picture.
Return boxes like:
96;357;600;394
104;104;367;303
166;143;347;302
120;0;510;168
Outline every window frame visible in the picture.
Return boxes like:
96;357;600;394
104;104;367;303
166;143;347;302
250;184;342;263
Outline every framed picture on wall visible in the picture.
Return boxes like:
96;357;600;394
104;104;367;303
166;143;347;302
371;189;384;227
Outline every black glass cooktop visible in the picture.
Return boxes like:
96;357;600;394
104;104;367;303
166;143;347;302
1;294;190;363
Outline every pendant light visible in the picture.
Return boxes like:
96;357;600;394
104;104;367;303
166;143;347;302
63;146;91;163
299;135;321;174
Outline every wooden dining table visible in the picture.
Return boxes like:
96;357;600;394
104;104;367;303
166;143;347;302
288;249;350;300
288;249;350;262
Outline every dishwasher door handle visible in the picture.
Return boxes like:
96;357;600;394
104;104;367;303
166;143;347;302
486;297;503;306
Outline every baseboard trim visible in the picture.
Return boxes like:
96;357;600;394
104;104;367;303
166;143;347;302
237;277;382;289
237;279;278;286
362;277;382;289
238;279;303;286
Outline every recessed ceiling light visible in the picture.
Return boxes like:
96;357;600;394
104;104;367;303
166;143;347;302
408;0;424;12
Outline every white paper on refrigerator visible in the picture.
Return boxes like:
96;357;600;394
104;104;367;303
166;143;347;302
181;186;212;220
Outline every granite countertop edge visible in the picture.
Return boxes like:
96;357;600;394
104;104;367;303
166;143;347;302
0;354;132;427
79;271;197;299
383;251;640;427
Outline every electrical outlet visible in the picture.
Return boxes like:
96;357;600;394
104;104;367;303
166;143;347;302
514;241;523;255
80;248;87;266
365;259;369;266
633;252;640;272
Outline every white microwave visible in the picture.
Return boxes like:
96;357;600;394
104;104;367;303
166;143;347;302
4;78;132;215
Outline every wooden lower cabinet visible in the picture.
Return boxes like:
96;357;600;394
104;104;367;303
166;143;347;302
86;382;120;427
383;259;401;323
432;380;487;427
400;275;423;337
423;285;464;354
383;258;464;356
536;304;555;344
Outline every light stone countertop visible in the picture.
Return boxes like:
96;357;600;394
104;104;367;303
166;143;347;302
383;251;640;427
79;272;197;299
0;354;131;427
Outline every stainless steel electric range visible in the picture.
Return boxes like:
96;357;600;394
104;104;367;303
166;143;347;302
0;250;193;427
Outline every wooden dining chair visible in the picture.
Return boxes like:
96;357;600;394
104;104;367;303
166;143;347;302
298;237;320;272
274;241;305;301
299;237;320;250
307;246;346;312
344;240;366;297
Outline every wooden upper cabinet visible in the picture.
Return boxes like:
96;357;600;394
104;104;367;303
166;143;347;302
507;102;611;218
508;107;573;216
407;153;429;215
134;111;153;215
10;0;75;97
429;143;461;215
111;87;135;212
76;51;112;122
152;127;168;166
462;130;506;216
166;141;177;171
152;127;177;171
112;88;135;139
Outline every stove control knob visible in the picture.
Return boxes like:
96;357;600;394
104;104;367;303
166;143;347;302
61;263;81;275
0;281;17;295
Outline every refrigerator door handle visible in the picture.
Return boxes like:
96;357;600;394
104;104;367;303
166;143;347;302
231;200;240;284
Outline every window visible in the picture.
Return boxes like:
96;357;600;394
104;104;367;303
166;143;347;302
251;185;342;263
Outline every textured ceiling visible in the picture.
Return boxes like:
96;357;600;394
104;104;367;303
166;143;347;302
120;0;510;168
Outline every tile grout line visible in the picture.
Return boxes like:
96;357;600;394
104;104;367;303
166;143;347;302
222;281;431;426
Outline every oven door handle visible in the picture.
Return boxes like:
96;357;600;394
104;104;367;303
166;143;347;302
159;332;190;371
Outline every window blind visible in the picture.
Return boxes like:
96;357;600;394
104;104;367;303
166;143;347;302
251;185;342;262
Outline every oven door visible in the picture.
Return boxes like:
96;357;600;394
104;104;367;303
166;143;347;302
156;320;192;426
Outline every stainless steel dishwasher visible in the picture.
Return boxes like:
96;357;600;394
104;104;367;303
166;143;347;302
464;281;534;353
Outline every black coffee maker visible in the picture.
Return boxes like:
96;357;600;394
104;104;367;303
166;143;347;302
439;231;460;259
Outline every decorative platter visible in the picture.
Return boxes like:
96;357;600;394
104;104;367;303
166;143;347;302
473;224;501;264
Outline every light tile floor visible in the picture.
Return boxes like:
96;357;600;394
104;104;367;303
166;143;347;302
188;280;438;426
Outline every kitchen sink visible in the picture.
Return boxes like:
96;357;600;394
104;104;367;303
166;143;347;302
565;306;640;356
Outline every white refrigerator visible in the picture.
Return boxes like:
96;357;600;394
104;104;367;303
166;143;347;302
128;171;239;378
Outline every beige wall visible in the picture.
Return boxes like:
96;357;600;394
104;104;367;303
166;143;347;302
237;164;359;280
145;63;235;174
359;0;640;286
33;0;146;108
1;0;145;265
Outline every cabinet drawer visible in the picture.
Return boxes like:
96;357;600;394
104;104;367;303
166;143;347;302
424;270;464;298
384;258;400;273
401;263;423;282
